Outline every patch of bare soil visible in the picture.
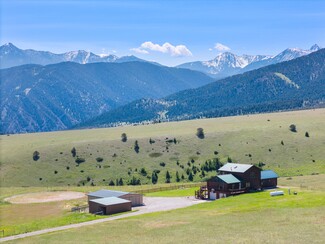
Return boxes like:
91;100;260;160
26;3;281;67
5;191;85;204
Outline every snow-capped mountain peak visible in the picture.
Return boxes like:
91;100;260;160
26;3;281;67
310;44;321;51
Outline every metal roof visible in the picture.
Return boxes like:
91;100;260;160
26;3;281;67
89;197;131;206
261;170;278;180
87;189;129;198
217;174;241;184
219;163;253;173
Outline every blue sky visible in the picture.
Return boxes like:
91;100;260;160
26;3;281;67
1;0;324;66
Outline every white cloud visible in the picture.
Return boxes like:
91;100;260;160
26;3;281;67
130;47;149;54
131;41;192;57
214;43;231;52
208;48;213;51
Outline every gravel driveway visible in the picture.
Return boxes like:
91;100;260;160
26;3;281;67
0;196;206;242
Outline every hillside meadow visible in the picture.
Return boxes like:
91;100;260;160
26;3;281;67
1;108;324;187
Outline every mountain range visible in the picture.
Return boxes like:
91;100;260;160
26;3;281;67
0;43;150;69
177;44;321;79
0;62;213;133
78;48;325;128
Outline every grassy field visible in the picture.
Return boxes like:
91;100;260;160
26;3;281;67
7;180;325;243
1;108;324;187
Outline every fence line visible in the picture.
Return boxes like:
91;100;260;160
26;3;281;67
134;182;205;194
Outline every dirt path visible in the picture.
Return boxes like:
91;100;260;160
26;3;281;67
5;191;85;204
0;196;206;242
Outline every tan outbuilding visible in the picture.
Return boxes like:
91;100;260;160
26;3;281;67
89;197;131;215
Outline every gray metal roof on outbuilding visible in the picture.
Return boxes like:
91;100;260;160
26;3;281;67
219;163;253;173
87;189;129;198
89;197;131;206
261;170;278;180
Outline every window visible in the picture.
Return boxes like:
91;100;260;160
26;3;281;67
246;182;250;188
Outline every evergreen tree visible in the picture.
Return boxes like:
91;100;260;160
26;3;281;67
119;178;124;186
305;132;310;137
108;180;115;186
33;151;40;161
165;170;171;183
134;140;140;153
71;147;76;157
152;172;158;184
188;172;194;181
176;171;180;182
121;133;127;142
196;128;205;139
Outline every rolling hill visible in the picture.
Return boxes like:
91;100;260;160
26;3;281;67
0;62;214;134
1;109;324;187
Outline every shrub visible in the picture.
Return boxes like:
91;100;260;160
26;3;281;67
140;168;147;176
289;124;297;132
54;170;58;174
33;151;40;161
305;132;309;137
96;157;103;162
196;128;205;139
75;157;85;164
108;180;115;186
159;162;166;167
149;152;162;158
281;140;284;145
121;133;127;142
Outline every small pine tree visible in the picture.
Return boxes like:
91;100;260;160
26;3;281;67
121;133;127;142
33;151;40;161
119;178;124;186
176;171;180;182
196;128;205;139
152;172;158;184
173;138;177;144
181;174;185;180
108;180;115;186
71;147;76;157
281;140;284;145
188;172;194;181
134;140;140;153
165;170;171;183
305;132;309;137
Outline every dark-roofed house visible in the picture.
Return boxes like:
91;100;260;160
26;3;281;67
89;197;132;215
218;163;261;190
87;190;143;207
261;170;278;188
207;174;245;199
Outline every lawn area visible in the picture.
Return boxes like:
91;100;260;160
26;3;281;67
8;189;325;243
0;196;107;237
145;187;198;197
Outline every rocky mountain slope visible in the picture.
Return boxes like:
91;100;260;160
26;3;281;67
0;62;213;133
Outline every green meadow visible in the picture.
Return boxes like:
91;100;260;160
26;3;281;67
1;108;324;187
7;174;325;243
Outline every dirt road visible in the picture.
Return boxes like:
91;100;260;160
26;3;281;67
0;196;206;242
